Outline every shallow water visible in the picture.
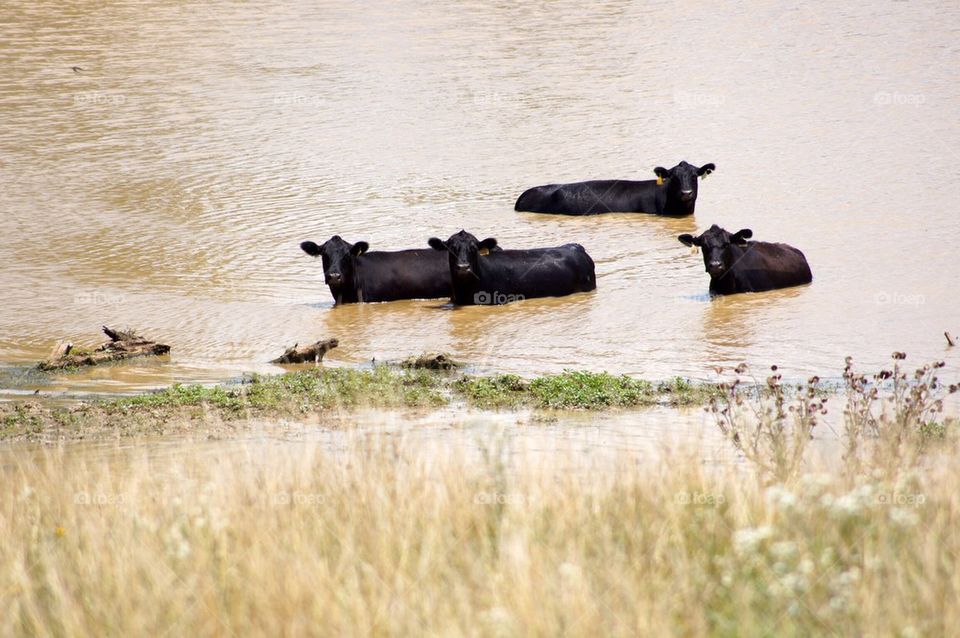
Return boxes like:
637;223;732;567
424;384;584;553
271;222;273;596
0;406;733;476
1;0;958;394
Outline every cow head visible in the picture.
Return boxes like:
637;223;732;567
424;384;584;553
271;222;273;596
653;161;715;204
678;224;752;277
300;235;369;287
428;230;498;281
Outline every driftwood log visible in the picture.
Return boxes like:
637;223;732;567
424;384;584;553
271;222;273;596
271;338;339;364
38;326;170;371
947;332;956;347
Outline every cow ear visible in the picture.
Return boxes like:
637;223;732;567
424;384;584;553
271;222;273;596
698;163;716;177
678;234;699;247
479;238;498;255
350;241;369;256
654;166;670;186
428;237;446;251
731;229;752;244
300;241;322;256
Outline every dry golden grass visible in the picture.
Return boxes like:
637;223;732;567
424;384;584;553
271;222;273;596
2;424;959;637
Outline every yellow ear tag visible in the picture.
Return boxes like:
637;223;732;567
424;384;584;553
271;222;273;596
478;247;490;256
656;176;664;186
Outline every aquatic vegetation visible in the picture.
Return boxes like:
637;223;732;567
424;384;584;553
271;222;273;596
529;371;655;409
454;373;529;409
0;368;725;440
456;371;721;410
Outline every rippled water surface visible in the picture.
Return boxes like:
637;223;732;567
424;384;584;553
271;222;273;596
1;0;958;394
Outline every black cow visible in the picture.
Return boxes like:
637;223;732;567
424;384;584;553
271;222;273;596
514;160;716;216
300;236;450;304
427;230;596;305
677;225;812;295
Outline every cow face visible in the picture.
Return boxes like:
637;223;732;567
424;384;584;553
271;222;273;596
654;161;715;203
300;236;369;286
428;230;498;281
678;224;752;277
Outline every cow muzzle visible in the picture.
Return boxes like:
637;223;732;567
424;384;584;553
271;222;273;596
326;273;343;285
706;261;724;275
679;189;695;201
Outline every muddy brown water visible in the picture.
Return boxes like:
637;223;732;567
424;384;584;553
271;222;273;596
1;0;959;396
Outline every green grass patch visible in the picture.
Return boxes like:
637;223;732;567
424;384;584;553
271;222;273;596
2;365;726;441
455;371;720;410
454;374;529;409
656;375;726;406
108;366;447;416
1;405;45;438
529;371;655;409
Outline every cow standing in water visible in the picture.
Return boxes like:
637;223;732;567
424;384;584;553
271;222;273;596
515;160;715;216
677;225;812;295
300;236;450;304
427;230;596;305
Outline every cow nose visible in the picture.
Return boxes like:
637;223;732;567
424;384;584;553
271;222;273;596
680;189;694;199
708;261;723;271
327;273;343;284
455;263;471;273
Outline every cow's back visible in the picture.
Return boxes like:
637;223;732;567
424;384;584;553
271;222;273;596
356;249;450;301
723;242;812;293
515;180;654;215
477;245;596;297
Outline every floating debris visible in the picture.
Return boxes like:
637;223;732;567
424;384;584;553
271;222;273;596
38;326;170;371
271;338;339;364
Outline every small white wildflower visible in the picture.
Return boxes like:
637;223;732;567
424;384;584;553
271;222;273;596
820;547;836;567
889;507;919;527
734;525;775;553
864;556;883;572
765;485;799;513
780;572;807;594
165;525;191;559
830;567;860;590
828;595;849;613
830;493;862;519
558;562;581;581
207;508;228;533
771;541;798;560
798;557;815;574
